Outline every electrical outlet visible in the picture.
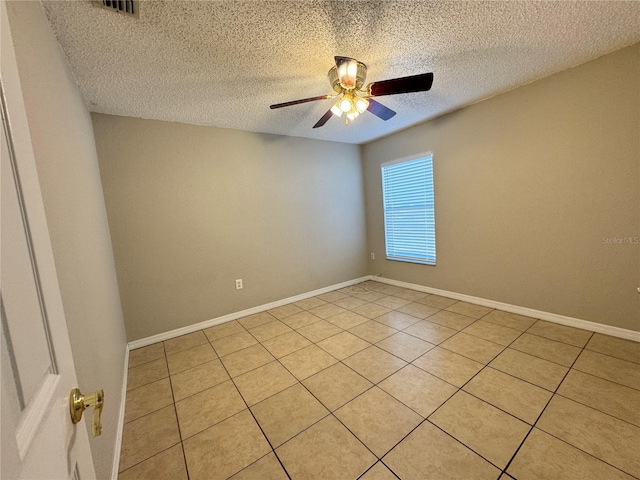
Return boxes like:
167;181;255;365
370;253;375;260
235;279;243;290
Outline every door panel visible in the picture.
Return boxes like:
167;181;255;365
1;2;96;478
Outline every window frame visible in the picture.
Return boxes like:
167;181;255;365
381;152;436;266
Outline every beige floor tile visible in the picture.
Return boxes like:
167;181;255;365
416;294;458;309
167;344;217;376
317;331;370;360
124;377;174;423
462;320;522;346
383;421;500;479
297;319;342;342
129;343;165;368
326;311;371;329
343;346;407;383
349;320;398;343
276;415;376;480
585;333;640;364
183;410;271;480
163;331;208;356
376;332;435;362
170;359;229;401
279;344;338;380
175;380;246;439
316;290;350;302
404;320;457;344
557;369;640;426
509;332;581;367
379;365;457;417
368;283;403;295
308;303;348;319
439;332;504;364
537;395;640;477
261;330;312;358
359;462;398;480
238;311;277;329
425;310;477;331
248;320;293;342
463;368;551;424
280;311;323;330
210;331;257;357
335;387;422;457
118;444;187;480
234;361;297;406
119;406;180;472
507;428;634;480
429;391;530;468
392;289;429;302
351;302;392;319
127;357;168;391
527;320;592;347
489;348;567;391
348;290;388;302
303;363;373;411
229;452;288;480
204;320;245;342
573;349;640;390
397;302;440;319
251;383;329;447
481;310;537;331
374;295;413;309
445;301;493;319
220;344;275;377
412;347;484;387
267;303;304;320
294;297;327;310
374;311;422;329
333;296;370;310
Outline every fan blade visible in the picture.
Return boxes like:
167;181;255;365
367;99;396;121
312;108;334;129
270;95;331;109
368;72;433;97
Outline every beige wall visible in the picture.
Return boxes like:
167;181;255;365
93;115;368;341
7;2;128;478
363;44;640;331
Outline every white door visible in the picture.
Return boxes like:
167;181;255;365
1;2;97;478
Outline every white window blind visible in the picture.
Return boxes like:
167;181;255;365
381;154;436;265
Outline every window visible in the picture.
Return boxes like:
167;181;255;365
381;153;436;265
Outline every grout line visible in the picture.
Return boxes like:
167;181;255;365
163;352;191;480
499;330;595;476
206;333;294;480
425;419;506;471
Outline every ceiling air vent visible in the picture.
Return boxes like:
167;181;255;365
95;0;139;18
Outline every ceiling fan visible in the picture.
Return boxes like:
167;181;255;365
270;56;434;128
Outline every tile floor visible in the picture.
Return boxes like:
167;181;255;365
118;281;640;480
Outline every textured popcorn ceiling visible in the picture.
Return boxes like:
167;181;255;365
42;1;640;145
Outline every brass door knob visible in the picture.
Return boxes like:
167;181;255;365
69;388;104;437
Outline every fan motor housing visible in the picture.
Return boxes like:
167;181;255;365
328;61;367;92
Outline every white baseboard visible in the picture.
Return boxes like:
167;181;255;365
111;344;129;480
127;273;639;350
370;275;640;342
128;276;371;350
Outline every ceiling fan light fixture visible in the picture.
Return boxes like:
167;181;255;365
339;97;353;113
355;97;369;114
330;102;343;117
